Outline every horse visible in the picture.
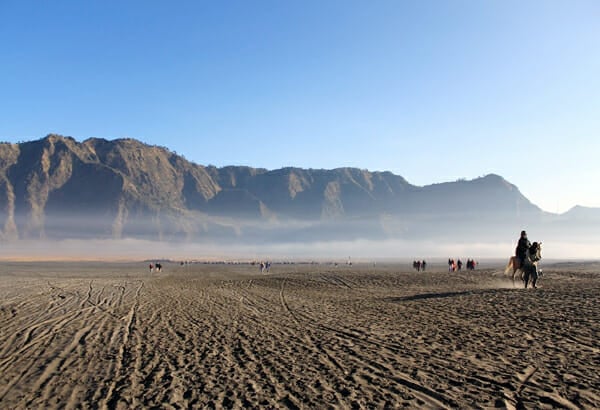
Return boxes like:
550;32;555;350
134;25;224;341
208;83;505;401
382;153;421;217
504;242;542;288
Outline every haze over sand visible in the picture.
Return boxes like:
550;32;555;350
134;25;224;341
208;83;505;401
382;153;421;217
1;238;599;262
0;261;598;409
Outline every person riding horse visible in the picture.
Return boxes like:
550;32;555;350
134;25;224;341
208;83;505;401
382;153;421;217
505;231;542;288
515;230;531;268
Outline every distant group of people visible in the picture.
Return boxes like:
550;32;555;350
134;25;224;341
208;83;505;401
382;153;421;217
149;262;162;272
448;258;459;271
412;260;427;271
448;258;477;271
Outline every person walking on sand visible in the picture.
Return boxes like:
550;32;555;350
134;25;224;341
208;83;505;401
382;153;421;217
515;230;531;268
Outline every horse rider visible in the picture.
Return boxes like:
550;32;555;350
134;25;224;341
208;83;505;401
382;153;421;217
515;230;531;267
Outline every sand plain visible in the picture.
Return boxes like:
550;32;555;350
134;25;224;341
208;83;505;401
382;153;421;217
0;261;598;409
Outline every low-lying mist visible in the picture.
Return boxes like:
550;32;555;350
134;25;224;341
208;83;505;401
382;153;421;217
3;212;599;262
0;237;598;262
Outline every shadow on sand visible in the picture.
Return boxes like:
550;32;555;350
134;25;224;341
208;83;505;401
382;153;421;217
384;288;515;303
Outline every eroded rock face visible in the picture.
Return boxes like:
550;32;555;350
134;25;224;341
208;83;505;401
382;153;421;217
0;134;545;241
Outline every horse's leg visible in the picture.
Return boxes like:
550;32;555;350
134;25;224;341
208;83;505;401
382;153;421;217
523;268;529;289
509;258;520;288
513;265;521;288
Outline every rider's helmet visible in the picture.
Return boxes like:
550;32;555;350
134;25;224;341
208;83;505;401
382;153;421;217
521;230;527;236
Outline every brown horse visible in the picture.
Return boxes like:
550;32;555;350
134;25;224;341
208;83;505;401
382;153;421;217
504;242;542;288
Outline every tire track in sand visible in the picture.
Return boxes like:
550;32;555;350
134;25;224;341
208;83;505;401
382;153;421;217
101;281;144;410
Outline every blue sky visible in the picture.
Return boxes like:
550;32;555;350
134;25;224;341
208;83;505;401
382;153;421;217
1;1;598;213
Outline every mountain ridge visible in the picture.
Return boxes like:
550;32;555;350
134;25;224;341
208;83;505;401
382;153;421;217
0;134;595;242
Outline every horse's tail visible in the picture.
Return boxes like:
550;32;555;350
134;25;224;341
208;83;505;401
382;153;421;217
504;257;515;275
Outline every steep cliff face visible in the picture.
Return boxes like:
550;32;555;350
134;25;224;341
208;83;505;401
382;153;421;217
5;136;86;238
0;134;551;241
83;138;221;210
0;135;225;239
0;142;20;240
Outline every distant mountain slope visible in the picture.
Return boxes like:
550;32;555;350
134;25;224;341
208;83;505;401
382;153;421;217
0;134;588;242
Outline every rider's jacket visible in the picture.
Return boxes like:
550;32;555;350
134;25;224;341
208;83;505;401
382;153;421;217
516;236;531;258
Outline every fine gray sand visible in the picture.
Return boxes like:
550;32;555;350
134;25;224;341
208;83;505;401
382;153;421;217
0;261;598;409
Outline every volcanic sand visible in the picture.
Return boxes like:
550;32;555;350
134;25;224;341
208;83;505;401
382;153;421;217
0;261;598;409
